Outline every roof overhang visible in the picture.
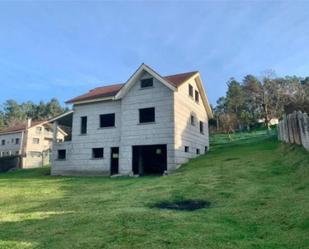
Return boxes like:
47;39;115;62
0;130;24;136
48;110;74;124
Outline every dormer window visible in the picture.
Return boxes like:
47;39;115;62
141;78;153;88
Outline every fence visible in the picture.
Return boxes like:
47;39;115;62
0;155;22;173
277;111;309;151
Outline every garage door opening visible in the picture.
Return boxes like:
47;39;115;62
132;144;167;176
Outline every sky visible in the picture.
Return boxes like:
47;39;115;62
0;0;309;107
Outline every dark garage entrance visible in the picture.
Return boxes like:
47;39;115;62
132;144;167;175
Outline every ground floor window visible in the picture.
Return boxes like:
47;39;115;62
196;149;200;155
57;150;66;160
185;146;189;152
92;148;104;159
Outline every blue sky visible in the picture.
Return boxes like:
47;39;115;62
0;1;308;107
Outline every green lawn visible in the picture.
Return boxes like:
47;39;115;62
0;135;308;249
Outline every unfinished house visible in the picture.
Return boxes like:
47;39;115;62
51;64;212;176
0;119;66;168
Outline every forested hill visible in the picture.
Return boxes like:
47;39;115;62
0;98;69;130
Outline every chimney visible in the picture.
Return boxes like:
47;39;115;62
27;118;32;128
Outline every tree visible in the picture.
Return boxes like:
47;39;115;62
219;113;238;139
226;78;244;129
35;101;47;120
46;98;65;118
0;98;67;127
3;100;25;126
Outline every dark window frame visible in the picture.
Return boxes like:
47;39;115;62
92;148;104;159
33;138;40;144
199;121;204;134
139;107;155;124
190;115;195;126
188;84;193;97
15;138;20;144
205;146;208;154
100;113;115;128
184;146;189;153
57;150;66;160
1;140;5;146
141;78;154;88
195;90;199;103
196;148;200;155
80;116;87;134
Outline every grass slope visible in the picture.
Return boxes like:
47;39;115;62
0;135;308;249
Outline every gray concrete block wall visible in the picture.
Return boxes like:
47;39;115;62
174;78;209;166
52;100;121;175
119;72;175;173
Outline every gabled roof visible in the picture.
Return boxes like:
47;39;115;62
66;66;199;104
0;120;47;135
65;64;212;117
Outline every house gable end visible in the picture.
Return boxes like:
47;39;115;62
115;64;176;100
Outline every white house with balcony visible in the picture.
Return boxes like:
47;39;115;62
50;64;213;176
0;119;65;168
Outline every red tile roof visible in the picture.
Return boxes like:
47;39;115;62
164;71;198;87
66;71;198;104
66;83;124;104
0;120;46;134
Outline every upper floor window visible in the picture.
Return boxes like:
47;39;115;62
81;116;87;134
195;90;199;103
139;107;155;123
100;113;115;128
92;148;104;159
1;140;5;146
190;115;195;126
188;84;193;97
33;138;40;144
11;138;14;143
141;78;153;88
36;127;42;134
199;121;204;134
15;138;20;144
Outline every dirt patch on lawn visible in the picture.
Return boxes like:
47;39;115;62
152;199;211;211
224;157;240;161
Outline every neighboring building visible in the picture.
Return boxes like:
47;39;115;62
258;118;279;126
51;64;213;176
0;119;66;168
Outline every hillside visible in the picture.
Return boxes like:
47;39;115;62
0;134;308;249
